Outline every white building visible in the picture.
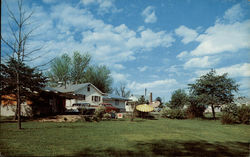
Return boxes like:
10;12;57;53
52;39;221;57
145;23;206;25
53;83;130;112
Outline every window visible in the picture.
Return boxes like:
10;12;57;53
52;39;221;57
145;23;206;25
87;85;90;92
115;100;119;106
92;96;100;102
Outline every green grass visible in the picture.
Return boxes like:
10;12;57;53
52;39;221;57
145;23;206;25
0;118;250;156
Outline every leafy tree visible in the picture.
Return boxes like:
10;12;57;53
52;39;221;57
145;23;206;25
137;95;148;104
169;89;188;109
47;54;71;88
114;82;131;98
71;52;91;84
188;69;239;120
1;58;47;119
155;97;164;108
84;65;113;93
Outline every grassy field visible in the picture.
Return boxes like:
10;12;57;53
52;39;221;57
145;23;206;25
0;118;250;156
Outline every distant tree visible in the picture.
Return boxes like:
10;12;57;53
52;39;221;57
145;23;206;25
137;95;148;104
84;65;113;93
47;54;71;88
71;52;91;84
169;89;188;109
155;97;164;108
114;82;131;98
1;58;47;119
188;69;239;120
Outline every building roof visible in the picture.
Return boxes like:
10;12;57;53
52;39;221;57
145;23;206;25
52;83;89;93
103;94;131;101
51;83;105;95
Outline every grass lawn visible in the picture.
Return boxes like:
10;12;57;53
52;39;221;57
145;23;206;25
0;118;250;156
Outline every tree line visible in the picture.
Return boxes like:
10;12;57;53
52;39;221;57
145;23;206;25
46;51;113;93
166;69;239;120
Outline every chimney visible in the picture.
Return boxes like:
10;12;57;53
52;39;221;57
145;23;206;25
145;88;147;97
150;92;152;103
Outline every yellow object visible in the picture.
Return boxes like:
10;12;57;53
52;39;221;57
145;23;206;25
136;104;154;112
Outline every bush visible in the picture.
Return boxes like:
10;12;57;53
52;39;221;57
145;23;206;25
220;103;238;124
221;103;238;115
220;103;250;124
221;113;238;124
94;106;106;120
103;113;111;120
237;104;250;124
161;108;186;119
186;104;205;119
78;107;87;115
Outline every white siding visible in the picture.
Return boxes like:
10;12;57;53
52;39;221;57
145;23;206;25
0;102;32;117
66;85;103;108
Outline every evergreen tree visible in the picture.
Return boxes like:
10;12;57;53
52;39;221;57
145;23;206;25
1;58;47;119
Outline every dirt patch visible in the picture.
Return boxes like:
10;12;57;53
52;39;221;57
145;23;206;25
36;115;82;122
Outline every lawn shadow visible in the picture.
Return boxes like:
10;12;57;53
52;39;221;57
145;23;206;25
57;140;249;157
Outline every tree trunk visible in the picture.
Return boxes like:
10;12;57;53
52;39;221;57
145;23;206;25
211;104;216;120
131;104;135;121
17;71;22;129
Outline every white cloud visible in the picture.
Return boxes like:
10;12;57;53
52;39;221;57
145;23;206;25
184;56;219;69
216;63;250;77
112;64;126;70
128;79;178;93
137;26;145;32
142;6;157;23
190;4;250;57
195;63;250;78
81;0;122;15
191;20;250;56
111;72;130;83
81;0;96;5
20;3;174;68
127;79;184;100
223;4;243;23
138;66;148;72
238;78;250;90
42;0;59;4
177;51;188;60
175;25;198;44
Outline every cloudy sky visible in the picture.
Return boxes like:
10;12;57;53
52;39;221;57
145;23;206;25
2;0;250;101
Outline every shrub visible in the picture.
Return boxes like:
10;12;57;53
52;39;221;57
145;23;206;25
94;106;106;120
221;103;238;115
83;116;92;122
221;103;238;124
237;104;250;124
161;108;186;119
103;113;111;120
221;113;237;124
78;107;87;115
186;104;205;119
160;108;169;118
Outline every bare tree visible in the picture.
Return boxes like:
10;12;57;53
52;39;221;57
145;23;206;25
114;82;131;98
1;0;43;129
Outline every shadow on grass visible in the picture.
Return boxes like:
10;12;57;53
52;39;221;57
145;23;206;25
58;140;249;157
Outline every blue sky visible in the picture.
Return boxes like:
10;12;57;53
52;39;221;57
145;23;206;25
2;0;250;101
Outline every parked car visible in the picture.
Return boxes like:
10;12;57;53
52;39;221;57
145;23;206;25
65;103;91;113
99;103;120;113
